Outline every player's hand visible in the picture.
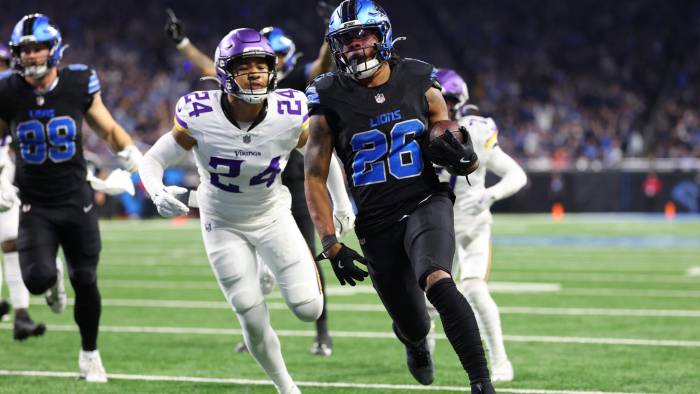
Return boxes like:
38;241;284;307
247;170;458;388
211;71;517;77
333;209;355;237
0;181;20;212
427;127;479;176
316;243;368;286
316;1;337;24
165;8;186;45
461;189;496;215
117;145;143;173
153;186;190;218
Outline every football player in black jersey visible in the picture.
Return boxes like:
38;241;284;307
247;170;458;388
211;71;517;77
304;1;494;393
163;5;349;356
0;14;143;382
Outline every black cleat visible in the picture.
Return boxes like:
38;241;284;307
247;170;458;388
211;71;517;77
310;335;333;356
13;316;46;341
471;381;496;394
393;323;434;385
0;300;10;321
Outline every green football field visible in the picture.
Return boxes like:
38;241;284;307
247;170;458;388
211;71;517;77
1;214;699;393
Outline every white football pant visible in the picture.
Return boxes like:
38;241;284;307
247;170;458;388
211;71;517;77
0;204;30;310
199;208;322;393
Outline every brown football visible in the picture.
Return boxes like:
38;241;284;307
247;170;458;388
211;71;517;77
428;120;464;143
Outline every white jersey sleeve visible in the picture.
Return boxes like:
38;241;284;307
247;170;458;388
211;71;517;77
176;89;308;223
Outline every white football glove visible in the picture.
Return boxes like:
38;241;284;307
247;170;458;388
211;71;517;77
153;186;190;218
117;145;143;173
461;189;496;215
333;209;356;238
0;180;20;212
87;169;135;196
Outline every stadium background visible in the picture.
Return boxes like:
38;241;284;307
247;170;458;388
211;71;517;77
3;0;699;217
1;1;699;393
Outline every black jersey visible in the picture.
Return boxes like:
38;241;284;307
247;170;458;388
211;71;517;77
0;64;99;205
278;63;311;182
307;58;448;235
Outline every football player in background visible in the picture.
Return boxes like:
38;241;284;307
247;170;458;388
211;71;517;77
164;6;346;356
427;69;527;383
0;14;143;382
304;1;494;392
139;28;351;394
0;42;50;342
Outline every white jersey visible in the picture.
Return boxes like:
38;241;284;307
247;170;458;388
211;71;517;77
173;89;309;223
439;115;500;223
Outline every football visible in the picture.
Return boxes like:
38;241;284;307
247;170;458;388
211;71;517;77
428;119;464;143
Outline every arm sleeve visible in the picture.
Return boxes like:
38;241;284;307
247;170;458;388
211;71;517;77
485;146;527;201
138;132;189;197
327;153;352;212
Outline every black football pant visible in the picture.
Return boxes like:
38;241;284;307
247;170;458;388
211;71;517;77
284;174;329;335
359;194;456;343
17;190;102;351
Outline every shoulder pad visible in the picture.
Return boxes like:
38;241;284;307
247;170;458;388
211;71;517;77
461;116;499;149
174;90;218;132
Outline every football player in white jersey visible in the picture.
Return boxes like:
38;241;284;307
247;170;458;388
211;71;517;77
139;29;351;394
428;69;527;383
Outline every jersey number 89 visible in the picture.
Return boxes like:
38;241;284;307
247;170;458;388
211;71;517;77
16;116;77;164
351;119;424;187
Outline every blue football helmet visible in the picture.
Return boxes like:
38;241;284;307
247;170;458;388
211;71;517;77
9;13;64;79
327;0;393;80
259;26;301;81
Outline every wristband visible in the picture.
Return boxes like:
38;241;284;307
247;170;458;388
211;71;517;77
321;234;339;255
176;37;191;50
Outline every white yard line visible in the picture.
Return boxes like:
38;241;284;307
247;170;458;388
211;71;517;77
560;288;700;299
28;298;700;318
1;323;697;348
0;369;654;394
687;266;700;277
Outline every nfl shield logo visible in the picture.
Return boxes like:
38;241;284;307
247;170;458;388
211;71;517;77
243;135;251;143
204;223;212;232
36;96;45;106
374;93;385;103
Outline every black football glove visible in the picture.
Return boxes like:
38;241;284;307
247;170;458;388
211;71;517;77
316;243;368;286
165;8;186;45
427;126;479;176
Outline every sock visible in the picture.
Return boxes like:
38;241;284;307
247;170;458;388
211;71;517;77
315;261;329;338
426;277;490;384
73;281;101;351
4;252;30;309
461;279;508;364
238;302;295;393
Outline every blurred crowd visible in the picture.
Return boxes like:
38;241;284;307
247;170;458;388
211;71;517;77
2;0;699;167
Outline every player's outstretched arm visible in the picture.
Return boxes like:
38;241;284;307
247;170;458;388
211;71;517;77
164;9;216;77
85;93;142;172
485;147;527;201
306;41;334;83
138;128;194;218
305;114;367;286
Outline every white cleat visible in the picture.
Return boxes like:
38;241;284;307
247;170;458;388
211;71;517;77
45;259;67;314
426;320;436;355
491;359;514;383
79;350;108;383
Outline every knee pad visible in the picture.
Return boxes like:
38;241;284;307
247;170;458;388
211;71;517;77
460;278;490;307
23;269;56;295
284;284;322;322
70;267;97;288
222;278;264;315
